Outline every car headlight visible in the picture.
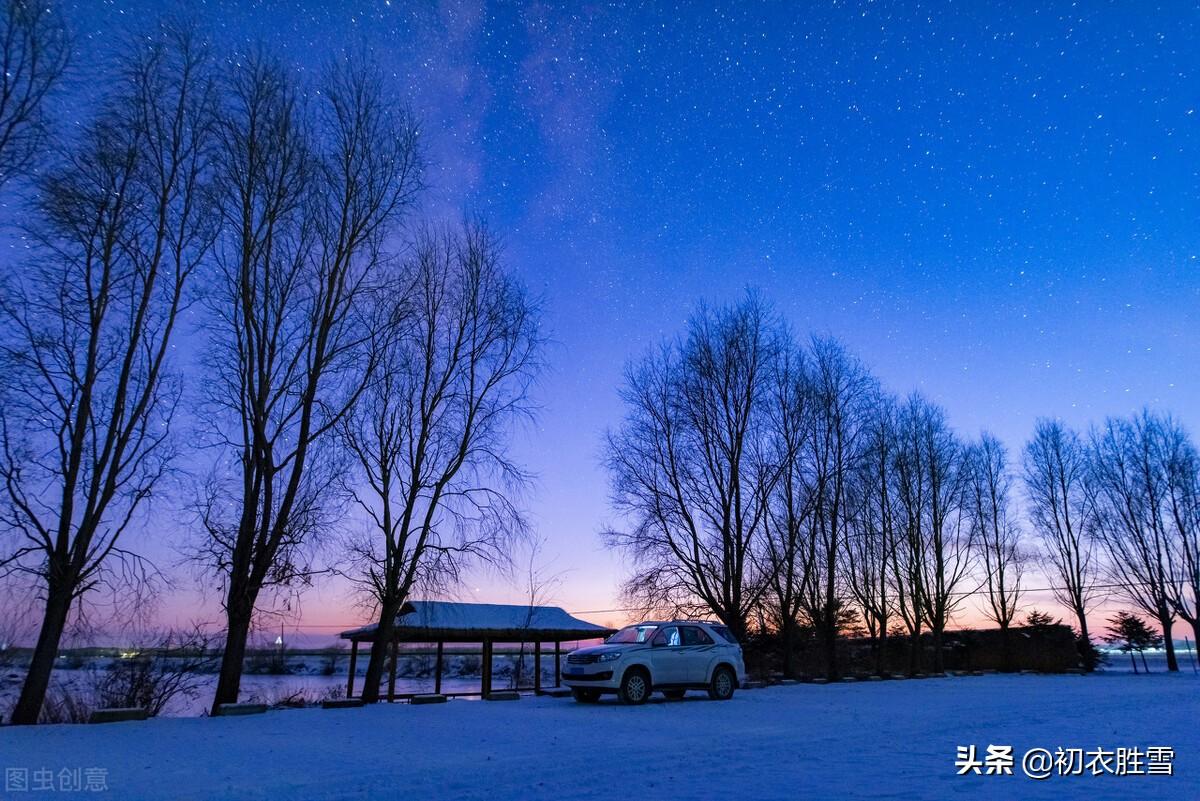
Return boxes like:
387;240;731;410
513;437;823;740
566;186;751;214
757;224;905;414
596;652;622;662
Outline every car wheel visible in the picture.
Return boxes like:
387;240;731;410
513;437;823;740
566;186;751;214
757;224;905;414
662;689;686;700
618;668;650;705
708;665;736;701
572;688;600;703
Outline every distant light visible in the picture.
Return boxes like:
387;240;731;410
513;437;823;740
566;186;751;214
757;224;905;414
275;636;284;646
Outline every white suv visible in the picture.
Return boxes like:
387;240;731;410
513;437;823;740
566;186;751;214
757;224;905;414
561;620;746;704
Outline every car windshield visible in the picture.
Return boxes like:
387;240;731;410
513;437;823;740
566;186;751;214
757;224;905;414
607;624;658;644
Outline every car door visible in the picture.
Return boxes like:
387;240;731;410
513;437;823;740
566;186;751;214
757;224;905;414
649;625;685;684
679;625;716;683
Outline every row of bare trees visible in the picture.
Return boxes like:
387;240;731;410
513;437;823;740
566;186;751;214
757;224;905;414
0;7;540;723
1041;413;1200;672
605;294;1200;677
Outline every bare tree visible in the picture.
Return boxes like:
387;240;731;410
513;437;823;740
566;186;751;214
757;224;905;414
891;395;972;674
0;25;216;724
759;340;814;678
1088;412;1180;671
200;54;421;713
510;536;565;689
1159;419;1200;648
966;432;1024;668
844;394;899;676
604;294;782;638
795;337;874;679
0;0;68;188
889;397;927;674
1023;418;1101;654
336;223;541;703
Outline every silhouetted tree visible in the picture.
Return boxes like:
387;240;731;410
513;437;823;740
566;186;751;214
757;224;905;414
199;54;421;713
796;337;874;679
1088;412;1180;671
844;396;900;675
336;223;541;703
892;395;973;674
604;294;783;639
1023;419;1102;667
1023;609;1059;630
758;339;815;677
1105;611;1162;674
1157;417;1200;650
0;24;216;724
966;433;1024;669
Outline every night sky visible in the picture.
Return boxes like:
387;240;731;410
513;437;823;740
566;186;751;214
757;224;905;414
56;1;1200;640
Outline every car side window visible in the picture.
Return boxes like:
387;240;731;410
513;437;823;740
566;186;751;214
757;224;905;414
682;626;713;646
710;625;739;644
652;625;680;647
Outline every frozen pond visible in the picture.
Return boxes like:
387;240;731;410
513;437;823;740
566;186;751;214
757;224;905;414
0;649;569;719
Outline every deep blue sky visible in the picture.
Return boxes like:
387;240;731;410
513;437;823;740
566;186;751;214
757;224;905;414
58;1;1200;637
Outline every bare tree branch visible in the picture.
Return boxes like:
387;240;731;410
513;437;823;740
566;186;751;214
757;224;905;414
0;0;68;188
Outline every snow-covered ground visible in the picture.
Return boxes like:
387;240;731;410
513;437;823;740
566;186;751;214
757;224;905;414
2;673;1195;800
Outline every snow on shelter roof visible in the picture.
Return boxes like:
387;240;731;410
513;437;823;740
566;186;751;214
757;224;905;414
339;601;615;643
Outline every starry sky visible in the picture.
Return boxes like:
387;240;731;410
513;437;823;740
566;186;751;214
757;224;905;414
55;1;1200;642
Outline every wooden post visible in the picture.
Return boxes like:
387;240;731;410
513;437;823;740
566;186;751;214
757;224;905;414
434;640;444;695
347;640;358;698
555;641;562;688
387;639;398;703
534;641;542;694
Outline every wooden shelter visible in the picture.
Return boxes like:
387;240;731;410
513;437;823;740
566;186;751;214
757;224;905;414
339;601;614;701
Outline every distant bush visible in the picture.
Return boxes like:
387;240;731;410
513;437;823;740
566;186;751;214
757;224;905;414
252;683;344;709
747;622;1082;678
38;685;95;724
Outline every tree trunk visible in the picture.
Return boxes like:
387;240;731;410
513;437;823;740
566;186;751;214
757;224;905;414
10;588;73;725
875;618;888;676
360;602;401;704
1075;609;1090;646
780;618;795;679
822;610;838;680
907;627;921;676
999;624;1012;673
211;599;253;715
1130;650;1137;673
931;627;944;673
1160;615;1179;672
1191;621;1200;669
727;614;749;643
1140;650;1150;673
1075;608;1095;672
